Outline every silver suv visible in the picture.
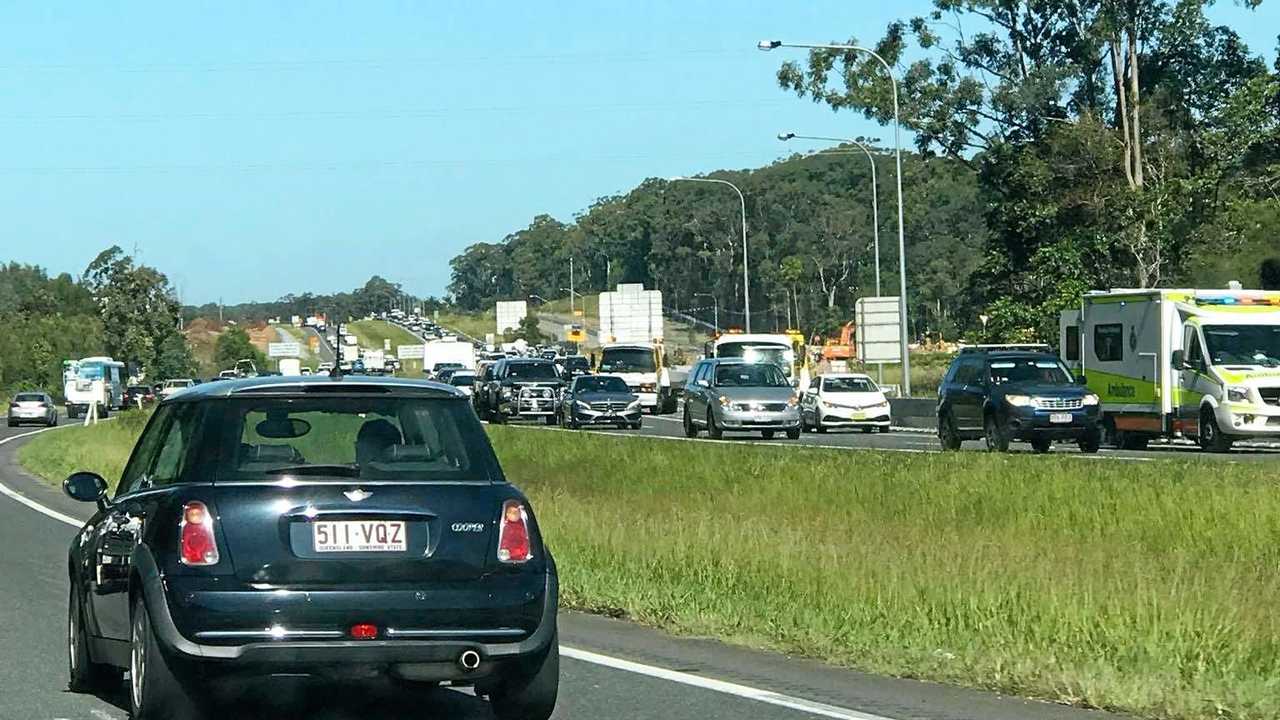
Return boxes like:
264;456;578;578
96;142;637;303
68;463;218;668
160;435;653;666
682;359;801;439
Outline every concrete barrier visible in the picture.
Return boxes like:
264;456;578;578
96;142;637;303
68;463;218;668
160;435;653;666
890;398;936;430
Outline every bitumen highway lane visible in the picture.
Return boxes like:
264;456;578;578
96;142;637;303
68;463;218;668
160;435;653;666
0;422;1120;720
570;405;1280;463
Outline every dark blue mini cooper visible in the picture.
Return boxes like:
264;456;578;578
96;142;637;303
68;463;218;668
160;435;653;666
63;375;558;719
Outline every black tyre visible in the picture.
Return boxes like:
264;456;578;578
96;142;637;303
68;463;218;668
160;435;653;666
984;414;1010;453
68;585;118;694
878;425;891;434
67;406;78;420
682;408;698;438
860;426;874;434
130;597;203;720
707;411;723;439
1078;429;1101;454
785;427;801;440
6;420;15;428
490;633;559;720
1030;438;1052;454
630;421;642;430
938;413;962;451
49;414;58;427
544;414;556;426
1199;409;1234;453
760;430;775;439
1118;431;1149;451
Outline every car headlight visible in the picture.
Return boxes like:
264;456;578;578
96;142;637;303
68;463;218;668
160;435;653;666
627;399;641;409
787;395;800;407
1226;386;1251;403
718;395;731;408
1005;394;1034;407
1081;393;1100;406
575;400;591;410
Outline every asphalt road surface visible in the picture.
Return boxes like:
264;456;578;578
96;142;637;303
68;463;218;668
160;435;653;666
568;405;1280;463
0;421;1115;720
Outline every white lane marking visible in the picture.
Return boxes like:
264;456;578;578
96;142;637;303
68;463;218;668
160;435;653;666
0;426;86;528
561;646;897;720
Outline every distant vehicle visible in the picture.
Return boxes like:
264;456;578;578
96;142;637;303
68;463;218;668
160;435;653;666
351;359;366;374
233;358;259;378
800;374;891;433
709;331;811;392
1061;286;1280;452
8;391;58;427
447;370;478;396
61;375;559;720
557;375;641;430
937;346;1100;453
316;362;334;374
682;358;801;440
277;358;303;376
123;385;156;408
561;355;591;378
63;356;125;419
362;349;386;374
423;341;476;376
159;378;195;398
299;366;313;376
436;367;464;384
218;369;238;379
540;350;557;361
477;358;564;424
429;361;466;380
596;343;673;414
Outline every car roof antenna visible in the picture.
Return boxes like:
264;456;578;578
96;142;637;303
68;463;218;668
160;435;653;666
329;317;344;379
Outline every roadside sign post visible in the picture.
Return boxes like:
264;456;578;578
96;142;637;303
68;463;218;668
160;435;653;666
855;297;902;394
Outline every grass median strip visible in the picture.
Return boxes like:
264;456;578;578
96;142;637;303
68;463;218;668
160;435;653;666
16;418;1280;719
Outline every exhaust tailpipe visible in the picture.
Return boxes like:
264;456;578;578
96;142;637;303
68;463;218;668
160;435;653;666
458;650;481;672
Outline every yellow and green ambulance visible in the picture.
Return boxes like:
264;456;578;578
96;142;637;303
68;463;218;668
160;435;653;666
1059;286;1280;452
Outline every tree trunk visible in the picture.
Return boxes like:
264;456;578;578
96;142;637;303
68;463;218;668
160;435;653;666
1109;37;1135;189
1127;26;1143;188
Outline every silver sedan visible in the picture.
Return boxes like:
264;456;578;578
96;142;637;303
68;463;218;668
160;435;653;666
7;391;58;427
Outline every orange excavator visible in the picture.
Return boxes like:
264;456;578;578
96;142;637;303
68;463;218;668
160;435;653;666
820;322;856;361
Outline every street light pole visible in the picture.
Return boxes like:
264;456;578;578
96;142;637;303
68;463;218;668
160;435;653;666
760;40;911;396
569;257;575;315
778;132;881;297
669;176;752;332
693;292;719;334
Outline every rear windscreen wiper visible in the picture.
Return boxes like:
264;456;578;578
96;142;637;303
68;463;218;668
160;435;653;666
262;464;360;477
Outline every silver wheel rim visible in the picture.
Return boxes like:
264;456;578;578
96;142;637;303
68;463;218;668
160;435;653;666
68;597;77;673
130;612;145;710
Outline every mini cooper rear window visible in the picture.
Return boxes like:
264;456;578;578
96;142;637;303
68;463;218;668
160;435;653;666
214;397;496;483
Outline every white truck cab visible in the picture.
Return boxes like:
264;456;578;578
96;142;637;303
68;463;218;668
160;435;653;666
1060;287;1280;451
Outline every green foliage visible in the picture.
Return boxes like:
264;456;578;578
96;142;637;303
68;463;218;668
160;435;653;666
0;263;105;399
509;313;548;345
83;246;188;376
213;326;265;371
185;275;445;327
449;152;987;342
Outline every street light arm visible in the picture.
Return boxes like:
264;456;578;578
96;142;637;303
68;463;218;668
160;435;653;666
668;177;752;332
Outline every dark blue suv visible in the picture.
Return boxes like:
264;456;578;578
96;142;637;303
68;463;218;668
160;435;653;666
937;346;1101;453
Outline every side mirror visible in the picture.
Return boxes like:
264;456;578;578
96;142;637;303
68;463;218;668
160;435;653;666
791;378;800;388
1075;375;1088;385
63;471;108;505
696;379;710;388
1170;350;1185;369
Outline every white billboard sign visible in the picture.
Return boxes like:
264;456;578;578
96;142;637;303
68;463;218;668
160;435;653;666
496;300;528;335
267;342;302;358
397;344;426;360
855;297;901;363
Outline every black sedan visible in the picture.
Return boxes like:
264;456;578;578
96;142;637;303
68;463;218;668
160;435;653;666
557;374;642;430
62;375;559;720
123;384;156;408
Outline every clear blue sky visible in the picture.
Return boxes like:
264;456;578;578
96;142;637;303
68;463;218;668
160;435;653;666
1;2;1275;305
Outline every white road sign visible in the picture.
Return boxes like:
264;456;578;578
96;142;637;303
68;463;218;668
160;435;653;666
855;297;901;363
397;344;426;360
267;342;302;358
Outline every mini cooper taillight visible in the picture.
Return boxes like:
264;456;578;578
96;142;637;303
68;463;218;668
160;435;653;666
496;500;532;564
179;501;220;566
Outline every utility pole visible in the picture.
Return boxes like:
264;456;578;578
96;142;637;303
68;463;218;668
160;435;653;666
569;257;575;315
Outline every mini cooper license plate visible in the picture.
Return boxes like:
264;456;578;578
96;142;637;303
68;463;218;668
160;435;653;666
1049;412;1073;424
314;520;407;553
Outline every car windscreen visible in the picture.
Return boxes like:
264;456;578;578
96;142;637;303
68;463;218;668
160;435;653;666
575;376;630;393
505;362;558;380
598;348;656;373
214;397;495;483
449;374;476;386
716;343;794;376
823;377;878;393
988;358;1073;385
14;393;43;402
1203;325;1280;367
564;357;589;369
715;363;790;387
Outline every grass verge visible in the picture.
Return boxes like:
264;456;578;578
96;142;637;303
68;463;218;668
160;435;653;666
17;410;151;490
16;418;1280;719
487;427;1280;720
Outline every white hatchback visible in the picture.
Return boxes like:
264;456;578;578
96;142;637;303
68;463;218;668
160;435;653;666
800;373;892;433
